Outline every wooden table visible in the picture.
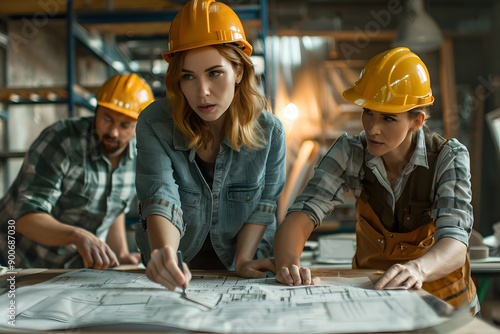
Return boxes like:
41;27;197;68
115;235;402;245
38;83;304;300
1;267;499;334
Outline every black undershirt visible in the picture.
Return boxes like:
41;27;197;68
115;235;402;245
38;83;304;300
188;154;226;270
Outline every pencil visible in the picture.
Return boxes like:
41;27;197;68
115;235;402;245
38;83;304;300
176;250;187;296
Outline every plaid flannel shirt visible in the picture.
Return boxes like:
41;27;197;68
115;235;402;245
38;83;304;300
0;117;137;268
288;128;473;246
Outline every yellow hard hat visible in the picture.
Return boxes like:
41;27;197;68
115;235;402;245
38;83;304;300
96;73;154;119
161;0;252;63
342;47;434;113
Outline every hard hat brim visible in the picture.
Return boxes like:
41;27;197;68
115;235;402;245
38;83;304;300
342;87;434;113
97;101;142;120
161;40;252;63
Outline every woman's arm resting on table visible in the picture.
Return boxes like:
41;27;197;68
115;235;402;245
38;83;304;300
274;211;320;286
235;223;276;278
374;237;467;290
145;214;191;291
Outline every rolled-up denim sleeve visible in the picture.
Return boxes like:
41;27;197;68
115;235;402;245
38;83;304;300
432;140;473;246
135;111;185;236
245;118;287;226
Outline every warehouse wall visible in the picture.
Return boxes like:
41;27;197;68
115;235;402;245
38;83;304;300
1;19;107;194
5;21;68;193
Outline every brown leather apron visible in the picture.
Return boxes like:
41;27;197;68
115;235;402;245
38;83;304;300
353;198;476;308
352;132;476;309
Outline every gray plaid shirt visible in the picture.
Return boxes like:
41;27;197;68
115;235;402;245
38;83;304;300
288;128;473;246
0;117;137;268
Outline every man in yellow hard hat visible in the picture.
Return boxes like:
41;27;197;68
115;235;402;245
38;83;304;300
0;73;154;269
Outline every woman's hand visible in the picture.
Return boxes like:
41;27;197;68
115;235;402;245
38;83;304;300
145;245;192;291
374;238;469;291
118;252;141;265
276;264;321;286
273;212;318;286
374;262;424;290
235;258;276;278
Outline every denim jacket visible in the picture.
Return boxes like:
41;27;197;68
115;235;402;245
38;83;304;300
135;98;286;269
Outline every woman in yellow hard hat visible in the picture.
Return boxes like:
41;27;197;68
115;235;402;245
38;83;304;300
135;0;286;290
273;47;479;315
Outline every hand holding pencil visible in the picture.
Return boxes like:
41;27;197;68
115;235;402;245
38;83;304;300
144;245;192;291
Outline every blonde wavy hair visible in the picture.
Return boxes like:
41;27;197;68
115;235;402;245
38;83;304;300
164;44;266;151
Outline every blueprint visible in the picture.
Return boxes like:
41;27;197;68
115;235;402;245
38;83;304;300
0;269;444;332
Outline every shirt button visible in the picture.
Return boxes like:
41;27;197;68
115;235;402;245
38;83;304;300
213;194;218;199
245;195;250;201
217;164;223;170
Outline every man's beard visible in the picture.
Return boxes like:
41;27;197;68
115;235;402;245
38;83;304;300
100;135;121;154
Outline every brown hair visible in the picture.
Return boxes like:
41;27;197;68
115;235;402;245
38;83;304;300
164;44;266;151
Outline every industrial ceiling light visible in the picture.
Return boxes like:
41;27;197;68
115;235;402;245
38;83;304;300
393;0;443;52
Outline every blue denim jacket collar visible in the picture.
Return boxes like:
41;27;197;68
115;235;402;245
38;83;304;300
173;126;190;151
172;122;241;162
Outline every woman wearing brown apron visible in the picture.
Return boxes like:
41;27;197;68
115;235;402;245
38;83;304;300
274;47;478;315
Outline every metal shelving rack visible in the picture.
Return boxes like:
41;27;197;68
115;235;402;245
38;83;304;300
0;0;128;187
0;0;269;190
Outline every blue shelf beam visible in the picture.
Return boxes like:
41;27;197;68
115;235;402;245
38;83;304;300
1;96;94;109
73;93;96;111
7;6;262;24
75;5;261;24
0;86;96;110
72;22;133;74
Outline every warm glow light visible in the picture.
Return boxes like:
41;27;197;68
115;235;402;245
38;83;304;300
284;103;299;120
